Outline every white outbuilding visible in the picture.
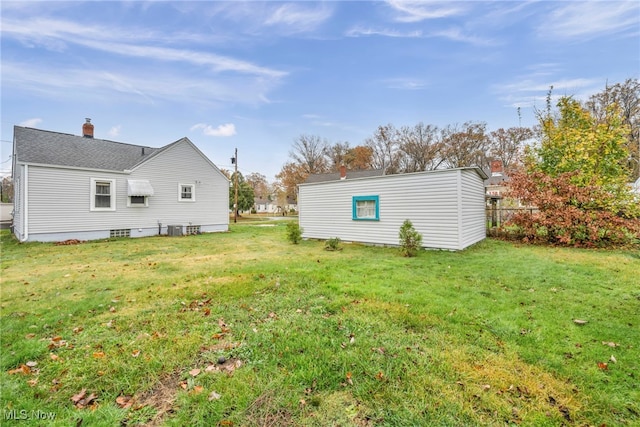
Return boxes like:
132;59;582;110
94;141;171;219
298;167;488;251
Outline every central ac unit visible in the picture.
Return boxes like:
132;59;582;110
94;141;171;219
167;225;183;236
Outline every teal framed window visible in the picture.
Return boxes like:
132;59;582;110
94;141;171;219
352;195;379;221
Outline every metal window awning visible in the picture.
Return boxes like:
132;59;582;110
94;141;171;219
127;180;154;196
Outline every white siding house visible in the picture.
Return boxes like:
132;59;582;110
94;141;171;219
298;167;487;251
12;122;229;242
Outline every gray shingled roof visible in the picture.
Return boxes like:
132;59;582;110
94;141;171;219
304;169;385;184
13;126;171;171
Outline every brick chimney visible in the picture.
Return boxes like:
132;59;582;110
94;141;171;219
490;159;503;177
339;165;346;180
83;118;94;138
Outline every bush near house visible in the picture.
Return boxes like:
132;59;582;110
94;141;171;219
286;221;303;244
507;170;640;247
398;219;423;256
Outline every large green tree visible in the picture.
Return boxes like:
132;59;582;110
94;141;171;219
229;171;255;214
586;78;639;180
507;95;639;246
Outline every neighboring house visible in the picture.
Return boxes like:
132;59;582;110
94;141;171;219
12;120;229;242
253;195;297;214
254;195;277;213
485;160;509;199
298;167;487;251
0;203;12;229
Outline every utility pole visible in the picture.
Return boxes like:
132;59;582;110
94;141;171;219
232;148;238;223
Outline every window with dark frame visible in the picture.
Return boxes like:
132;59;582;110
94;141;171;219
130;196;146;205
181;185;192;199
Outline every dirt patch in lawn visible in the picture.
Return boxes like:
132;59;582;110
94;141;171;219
133;370;182;426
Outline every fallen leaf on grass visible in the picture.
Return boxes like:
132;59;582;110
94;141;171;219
93;352;105;359
208;391;221;401
602;341;619;347
610;355;617;364
73;327;84;334
116;395;133;409
573;319;588;325
131;350;141;358
50;353;60;361
27;378;39;387
189;368;201;377
375;371;384;381
26;361;38;368
191;385;204;395
8;365;31;375
597;362;608;370
71;389;98;409
25;333;36;339
346;372;353;386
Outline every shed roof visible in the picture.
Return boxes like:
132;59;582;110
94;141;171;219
12;126;175;172
304;169;385;184
301;167;487;186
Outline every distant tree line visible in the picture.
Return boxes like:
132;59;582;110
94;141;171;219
276;123;534;200
276;78;639;201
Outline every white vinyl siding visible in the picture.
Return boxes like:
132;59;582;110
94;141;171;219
299;168;486;251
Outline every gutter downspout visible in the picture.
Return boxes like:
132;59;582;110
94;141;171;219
22;164;29;242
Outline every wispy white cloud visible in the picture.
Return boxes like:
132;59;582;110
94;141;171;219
0;14;286;106
385;0;466;22
19;118;42;128
381;78;429;90
430;27;496;46
264;3;333;33
108;125;122;138
346;26;423;38
79;39;286;78
2;18;286;78
538;1;640;40
191;123;237;137
494;72;603;110
346;24;493;46
1;61;278;107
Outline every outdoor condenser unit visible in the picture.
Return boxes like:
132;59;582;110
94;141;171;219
167;225;183;236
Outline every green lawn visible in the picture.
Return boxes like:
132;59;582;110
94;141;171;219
1;223;638;426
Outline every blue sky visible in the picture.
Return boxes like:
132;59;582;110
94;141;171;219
2;1;639;181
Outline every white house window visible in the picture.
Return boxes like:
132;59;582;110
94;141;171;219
352;195;379;221
128;196;148;207
179;183;195;202
127;180;153;207
91;178;116;211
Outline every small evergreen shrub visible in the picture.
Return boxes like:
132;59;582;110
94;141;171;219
324;237;342;251
286;221;303;244
399;219;423;257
